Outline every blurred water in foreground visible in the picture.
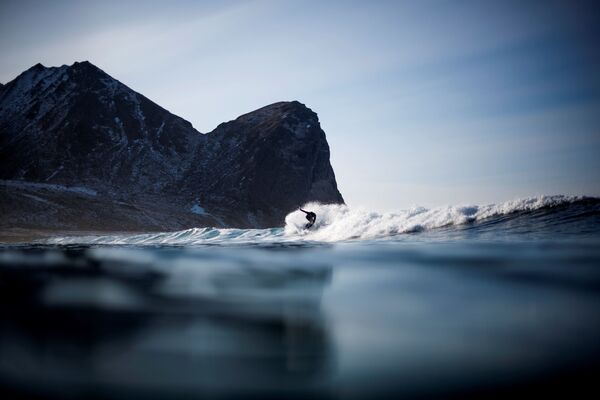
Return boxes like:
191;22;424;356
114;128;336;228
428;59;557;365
1;238;600;399
1;199;600;398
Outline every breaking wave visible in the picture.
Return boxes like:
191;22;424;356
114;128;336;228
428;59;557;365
47;195;599;245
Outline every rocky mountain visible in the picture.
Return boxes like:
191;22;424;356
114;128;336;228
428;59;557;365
0;61;343;237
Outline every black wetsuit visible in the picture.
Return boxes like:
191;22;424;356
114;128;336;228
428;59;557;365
300;208;316;229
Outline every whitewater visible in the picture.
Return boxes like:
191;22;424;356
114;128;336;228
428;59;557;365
47;195;597;245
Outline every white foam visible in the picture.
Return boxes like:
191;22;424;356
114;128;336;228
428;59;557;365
285;195;583;241
47;195;585;245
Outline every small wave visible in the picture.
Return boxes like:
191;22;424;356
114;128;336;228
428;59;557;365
48;227;286;246
47;195;596;245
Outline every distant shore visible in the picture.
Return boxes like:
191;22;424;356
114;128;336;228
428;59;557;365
0;228;150;244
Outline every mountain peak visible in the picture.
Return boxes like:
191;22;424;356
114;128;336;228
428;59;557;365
68;60;104;75
70;60;95;69
233;100;318;127
23;62;47;74
253;100;311;113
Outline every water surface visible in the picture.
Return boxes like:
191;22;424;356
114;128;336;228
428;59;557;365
1;197;599;398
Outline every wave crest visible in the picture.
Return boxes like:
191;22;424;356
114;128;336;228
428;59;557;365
47;195;593;245
284;195;588;241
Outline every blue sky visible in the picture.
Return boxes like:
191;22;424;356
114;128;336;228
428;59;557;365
1;0;599;210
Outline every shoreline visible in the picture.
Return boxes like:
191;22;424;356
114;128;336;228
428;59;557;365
0;228;156;244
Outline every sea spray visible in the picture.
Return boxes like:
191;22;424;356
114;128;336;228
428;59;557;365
285;195;589;241
47;195;596;245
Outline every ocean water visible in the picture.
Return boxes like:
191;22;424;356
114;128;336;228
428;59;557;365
1;196;600;399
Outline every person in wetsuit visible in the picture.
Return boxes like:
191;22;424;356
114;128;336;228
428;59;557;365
299;208;317;229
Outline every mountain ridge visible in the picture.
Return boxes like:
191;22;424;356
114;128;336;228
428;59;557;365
0;61;344;233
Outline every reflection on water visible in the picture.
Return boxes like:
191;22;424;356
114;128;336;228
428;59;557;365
0;245;333;399
1;241;600;398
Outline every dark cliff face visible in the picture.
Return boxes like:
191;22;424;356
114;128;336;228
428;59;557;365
187;101;344;226
0;61;344;230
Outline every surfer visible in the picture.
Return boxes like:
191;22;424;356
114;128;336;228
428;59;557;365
299;208;316;229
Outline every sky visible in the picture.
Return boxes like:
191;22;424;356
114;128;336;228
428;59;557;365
1;0;599;210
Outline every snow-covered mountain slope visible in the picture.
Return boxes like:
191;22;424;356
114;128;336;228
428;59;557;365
0;62;343;231
0;62;203;193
